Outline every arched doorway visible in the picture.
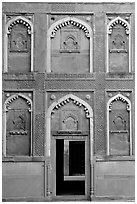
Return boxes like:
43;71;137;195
45;94;93;200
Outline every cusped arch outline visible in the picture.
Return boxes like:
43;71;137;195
107;93;131;111
4;16;34;72
107;16;130;35
106;16;131;72
3;93;33;157
45;94;93;157
6;16;33;34
4;93;32;112
107;93;132;155
48;17;92;38
47;17;93;73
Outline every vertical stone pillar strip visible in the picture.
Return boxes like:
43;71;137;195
30;109;33;156
90;36;93;73
31;31;34;72
129;28;131;73
47;36;51;73
46;115;51;157
3;109;7;157
46;161;51;197
4;14;8;72
106;26;109;73
89;117;94;197
107;105;110;155
129;106;132;155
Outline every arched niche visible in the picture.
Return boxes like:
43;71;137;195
4;16;34;73
45;93;93;157
107;93;132;156
3;93;32;156
47;17;93;73
106;16;131;73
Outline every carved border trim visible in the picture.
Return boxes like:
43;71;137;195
3;93;33;157
106;16;131;73
107;93;132;156
47;17;93;73
4;15;34;72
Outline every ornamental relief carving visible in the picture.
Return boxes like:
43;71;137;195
60;28;80;53
113;115;126;131
9;30;29;52
112;34;126;50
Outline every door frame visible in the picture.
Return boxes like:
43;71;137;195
51;135;89;198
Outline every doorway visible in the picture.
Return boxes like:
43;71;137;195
55;138;88;196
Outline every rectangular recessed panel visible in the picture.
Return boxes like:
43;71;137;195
95;161;135;197
2;162;44;198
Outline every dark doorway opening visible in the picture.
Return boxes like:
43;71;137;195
56;139;85;195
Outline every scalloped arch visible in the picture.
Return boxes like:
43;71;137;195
107;16;130;35
48;16;92;38
4;93;32;111
47;93;93;118
107;93;131;110
6;16;33;34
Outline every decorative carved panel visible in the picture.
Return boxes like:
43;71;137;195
60;27;80;53
61;110;79;131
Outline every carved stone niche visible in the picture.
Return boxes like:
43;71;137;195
109;98;130;156
51;17;90;73
107;16;130;73
7;17;32;72
6;96;31;156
